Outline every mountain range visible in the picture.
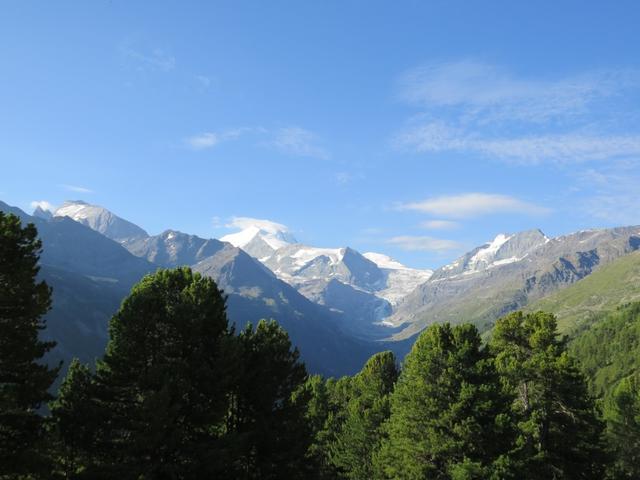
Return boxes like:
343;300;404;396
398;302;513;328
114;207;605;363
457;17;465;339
4;198;640;377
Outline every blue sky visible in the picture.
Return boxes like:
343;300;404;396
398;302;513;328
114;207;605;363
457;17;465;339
2;1;640;269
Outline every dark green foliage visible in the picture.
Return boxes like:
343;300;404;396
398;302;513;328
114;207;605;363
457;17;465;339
0;212;59;477
569;302;640;478
49;359;99;478
227;319;311;479
570;302;640;398
303;374;355;479
604;374;640;478
491;311;608;479
57;267;234;478
329;351;398;479
376;323;511;480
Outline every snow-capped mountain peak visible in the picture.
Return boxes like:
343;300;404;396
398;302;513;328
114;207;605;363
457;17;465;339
221;225;295;250
220;218;297;260
434;229;548;279
54;200;149;243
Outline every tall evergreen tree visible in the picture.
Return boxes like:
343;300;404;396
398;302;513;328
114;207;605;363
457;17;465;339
604;374;640;478
49;359;101;478
303;374;355;480
66;267;235;478
329;351;398;480
491;311;608;479
0;212;59;478
376;323;512;480
227;319;311;479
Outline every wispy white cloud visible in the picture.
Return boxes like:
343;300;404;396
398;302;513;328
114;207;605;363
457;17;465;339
121;43;176;72
386;235;462;252
185;128;256;151
272;127;329;160
59;184;93;194
394;61;640;165
398;193;549;219
420;219;460;230
30;200;55;212
574;165;640;225
399;60;636;123
195;75;211;88
396;122;640;165
225;216;291;235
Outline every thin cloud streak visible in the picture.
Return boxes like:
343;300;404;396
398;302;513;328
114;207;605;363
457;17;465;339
386;235;462;252
184;128;257;151
396;122;640;165
59;184;93;194
398;60;637;123
399;193;550;219
120;44;176;72
420;220;460;230
271;127;329;160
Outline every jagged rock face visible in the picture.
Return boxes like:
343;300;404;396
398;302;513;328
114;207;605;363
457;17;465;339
33;206;53;221
124;230;227;267
220;223;432;339
431;229;549;280
54;200;149;243
389;226;640;341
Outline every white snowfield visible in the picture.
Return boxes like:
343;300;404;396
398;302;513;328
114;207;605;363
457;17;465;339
219;223;434;313
53;200;148;243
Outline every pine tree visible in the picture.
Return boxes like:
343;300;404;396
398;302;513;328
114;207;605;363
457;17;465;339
329;351;398;480
376;323;511;480
82;267;234;478
49;359;101;478
0;212;59;477
604;374;640;478
491;311;608;479
228;319;311;479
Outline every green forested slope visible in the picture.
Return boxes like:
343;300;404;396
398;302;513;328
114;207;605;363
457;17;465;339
526;250;640;334
569;301;640;398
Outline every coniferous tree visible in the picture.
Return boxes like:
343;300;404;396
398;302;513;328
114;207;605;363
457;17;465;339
300;374;335;478
66;267;235;478
303;374;355;480
604;374;640;478
228;319;311;479
0;212;59;477
49;359;100;478
329;351;398;480
376;323;512;480
491;311;608;479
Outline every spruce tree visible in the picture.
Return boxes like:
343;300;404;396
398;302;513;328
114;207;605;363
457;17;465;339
49;359;100;478
376;323;511;480
491;311;608;479
228;319;310;479
604;374;640;478
329;351;398;480
81;267;234;478
0;212;59;477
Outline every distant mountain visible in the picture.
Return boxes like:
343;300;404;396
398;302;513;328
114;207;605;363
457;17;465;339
16;200;378;376
221;221;297;259
125;229;227;267
54;200;149;243
389;227;640;340
9;196;640;377
222;223;432;339
0;200;155;383
527;249;640;334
